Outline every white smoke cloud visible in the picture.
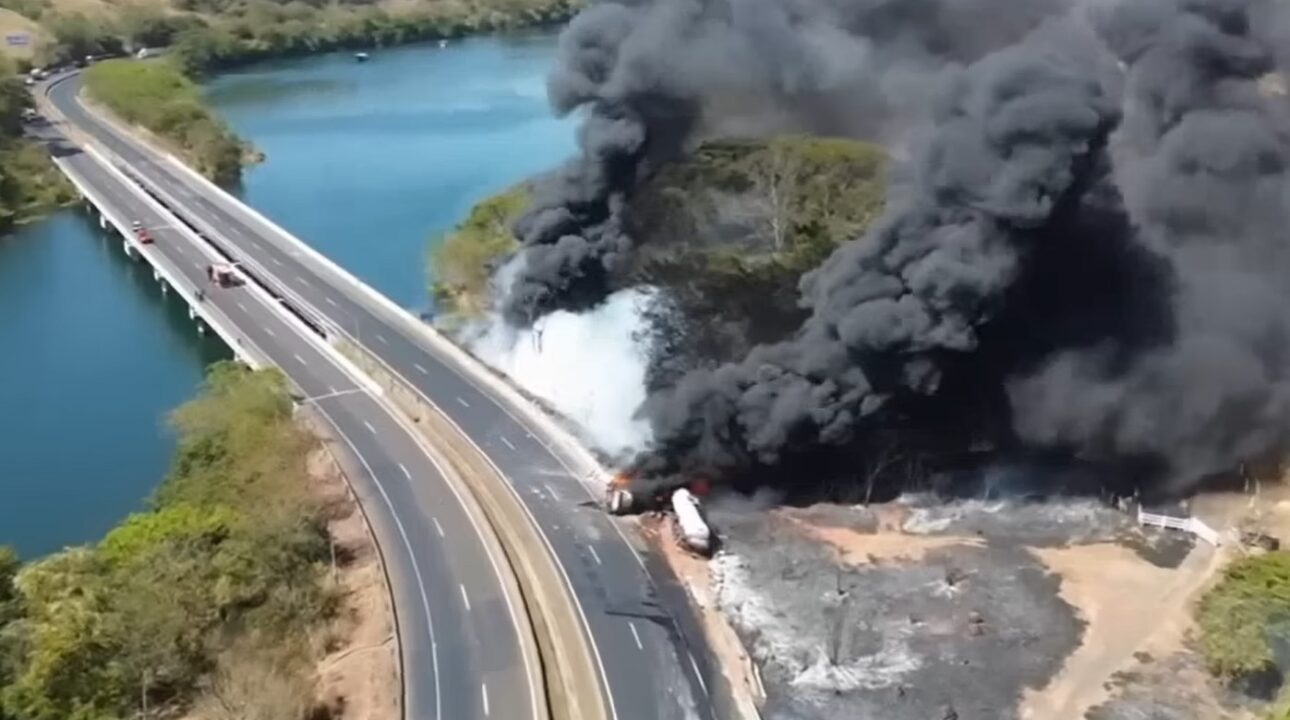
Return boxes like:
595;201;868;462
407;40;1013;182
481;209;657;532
468;287;655;457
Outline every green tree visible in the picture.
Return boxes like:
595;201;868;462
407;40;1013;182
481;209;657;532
119;7;205;49
0;545;21;716
1;549;127;720
44;13;123;63
0;58;72;229
429;184;528;319
1197;551;1290;679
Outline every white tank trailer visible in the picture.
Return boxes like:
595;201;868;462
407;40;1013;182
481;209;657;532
670;488;713;556
602;475;715;555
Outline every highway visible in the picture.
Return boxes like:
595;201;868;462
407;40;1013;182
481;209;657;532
47;72;718;720
33;100;539;720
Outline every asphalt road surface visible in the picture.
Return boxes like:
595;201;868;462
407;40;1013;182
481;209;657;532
48;71;719;720
32;106;538;720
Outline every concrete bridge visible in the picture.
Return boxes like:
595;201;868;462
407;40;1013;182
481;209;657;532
37;72;721;720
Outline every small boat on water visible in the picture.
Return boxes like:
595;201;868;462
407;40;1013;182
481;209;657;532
438;40;447;48
354;52;370;62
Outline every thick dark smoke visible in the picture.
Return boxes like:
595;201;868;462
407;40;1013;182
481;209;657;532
501;0;1290;498
630;13;1124;484
622;0;1290;496
502;0;1076;323
1007;0;1290;489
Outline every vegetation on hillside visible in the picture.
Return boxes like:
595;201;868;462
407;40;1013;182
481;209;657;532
166;0;580;75
0;0;580;74
0;56;72;229
427;136;886;369
83;59;249;184
430;183;527;321
1197;551;1290;718
628;135;885;370
0;363;336;720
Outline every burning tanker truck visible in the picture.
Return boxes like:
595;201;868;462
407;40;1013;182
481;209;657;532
604;474;714;556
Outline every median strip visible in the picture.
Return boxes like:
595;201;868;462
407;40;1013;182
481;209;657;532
340;339;608;720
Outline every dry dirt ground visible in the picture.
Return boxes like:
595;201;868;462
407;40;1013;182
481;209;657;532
308;444;400;720
654;491;1282;720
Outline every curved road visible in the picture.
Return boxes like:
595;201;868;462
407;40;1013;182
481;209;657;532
48;71;719;720
39;78;539;720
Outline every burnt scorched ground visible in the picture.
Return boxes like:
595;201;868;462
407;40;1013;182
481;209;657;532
1087;649;1254;720
705;498;1202;720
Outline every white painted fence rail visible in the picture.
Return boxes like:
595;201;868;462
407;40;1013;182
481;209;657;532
1137;509;1223;547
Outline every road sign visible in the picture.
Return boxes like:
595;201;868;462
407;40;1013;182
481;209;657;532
4;33;30;47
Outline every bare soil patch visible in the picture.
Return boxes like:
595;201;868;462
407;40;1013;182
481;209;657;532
308;445;400;720
1020;541;1218;720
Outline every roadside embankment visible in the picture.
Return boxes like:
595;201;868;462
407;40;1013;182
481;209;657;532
300;409;402;720
80;59;252;185
339;339;605;720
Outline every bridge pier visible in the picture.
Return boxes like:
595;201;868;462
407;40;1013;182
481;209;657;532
121;238;135;259
98;214;107;230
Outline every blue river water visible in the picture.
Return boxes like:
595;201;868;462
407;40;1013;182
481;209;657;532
0;34;574;558
206;33;575;309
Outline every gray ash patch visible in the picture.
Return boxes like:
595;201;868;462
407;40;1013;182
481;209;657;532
714;514;1083;720
900;495;1146;547
1087;649;1253;720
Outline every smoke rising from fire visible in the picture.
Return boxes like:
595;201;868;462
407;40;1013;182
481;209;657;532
501;0;1077;324
504;0;1290;497
1007;0;1290;488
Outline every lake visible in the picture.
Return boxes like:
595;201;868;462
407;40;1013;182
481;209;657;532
0;33;574;558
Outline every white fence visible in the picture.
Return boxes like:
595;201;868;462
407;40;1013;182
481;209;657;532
1137;509;1222;547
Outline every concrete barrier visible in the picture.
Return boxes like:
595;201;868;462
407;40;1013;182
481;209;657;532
52;79;606;720
340;340;608;720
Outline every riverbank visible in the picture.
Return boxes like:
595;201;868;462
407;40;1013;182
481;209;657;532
0;363;397;720
82;59;252;184
0;0;578;75
0;137;75;229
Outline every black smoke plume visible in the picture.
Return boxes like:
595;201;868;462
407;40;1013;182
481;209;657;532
623;0;1290;497
502;0;1077;324
1007;0;1290;491
630;12;1124;485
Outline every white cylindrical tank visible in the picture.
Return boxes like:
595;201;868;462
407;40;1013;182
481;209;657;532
671;488;712;554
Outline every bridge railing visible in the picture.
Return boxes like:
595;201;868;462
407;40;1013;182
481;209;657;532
54;157;272;370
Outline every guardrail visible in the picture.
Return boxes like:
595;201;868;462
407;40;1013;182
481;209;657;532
341;339;605;720
67;87;608;720
151;131;622;502
54;158;271;370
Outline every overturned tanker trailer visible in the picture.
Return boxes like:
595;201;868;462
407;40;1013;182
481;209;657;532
603;473;715;556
